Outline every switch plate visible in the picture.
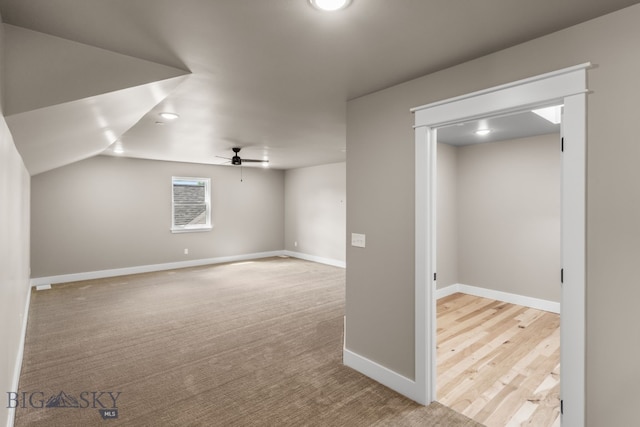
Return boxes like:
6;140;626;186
351;233;366;248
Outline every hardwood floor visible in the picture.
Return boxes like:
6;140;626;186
437;293;561;427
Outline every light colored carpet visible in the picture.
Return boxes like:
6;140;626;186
16;257;483;426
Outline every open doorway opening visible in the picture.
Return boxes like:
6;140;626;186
411;64;588;426
434;108;563;426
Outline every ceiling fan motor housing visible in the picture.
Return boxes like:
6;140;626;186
232;156;242;165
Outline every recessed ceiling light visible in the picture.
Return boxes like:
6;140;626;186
475;129;491;136
309;0;352;12
113;141;124;154
159;112;179;120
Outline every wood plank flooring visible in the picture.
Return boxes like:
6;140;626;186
437;293;561;427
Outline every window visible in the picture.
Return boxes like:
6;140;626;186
171;177;211;232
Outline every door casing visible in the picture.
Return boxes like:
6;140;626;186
411;63;589;426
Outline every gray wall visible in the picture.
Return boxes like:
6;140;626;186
436;142;458;288
346;5;640;425
457;135;560;301
0;22;32;425
436;134;561;301
31;156;284;277
284;162;346;263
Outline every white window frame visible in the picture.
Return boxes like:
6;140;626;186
171;176;212;233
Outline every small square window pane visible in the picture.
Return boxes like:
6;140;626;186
174;205;207;226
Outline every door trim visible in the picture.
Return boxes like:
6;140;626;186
412;63;589;426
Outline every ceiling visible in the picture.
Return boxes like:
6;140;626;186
1;0;638;173
438;108;561;147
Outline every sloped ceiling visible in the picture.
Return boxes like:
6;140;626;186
2;1;639;171
3;24;189;175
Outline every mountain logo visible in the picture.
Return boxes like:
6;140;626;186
8;389;122;413
45;391;80;408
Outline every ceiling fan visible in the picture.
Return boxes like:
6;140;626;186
217;147;269;166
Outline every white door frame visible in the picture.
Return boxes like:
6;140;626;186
412;63;589;426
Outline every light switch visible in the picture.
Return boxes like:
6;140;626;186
351;233;366;248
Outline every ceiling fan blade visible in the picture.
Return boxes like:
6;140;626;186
215;156;231;160
240;158;269;163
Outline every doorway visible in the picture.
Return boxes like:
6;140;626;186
435;111;563;425
411;64;589;426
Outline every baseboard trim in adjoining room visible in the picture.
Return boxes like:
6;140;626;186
29;250;285;287
282;250;346;269
343;348;421;403
8;285;32;427
435;284;461;300
436;283;560;314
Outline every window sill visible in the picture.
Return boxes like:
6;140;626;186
171;226;213;234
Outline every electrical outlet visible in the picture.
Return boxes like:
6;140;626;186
184;248;189;255
294;241;298;247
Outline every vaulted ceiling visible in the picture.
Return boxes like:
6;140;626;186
1;0;638;174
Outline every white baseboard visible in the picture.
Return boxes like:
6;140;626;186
7;285;32;427
343;348;421;403
342;282;559;408
435;284;460;299
282;250;346;269
30;250;285;286
436;283;560;314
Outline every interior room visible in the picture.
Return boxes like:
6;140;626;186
2;1;640;426
435;111;562;426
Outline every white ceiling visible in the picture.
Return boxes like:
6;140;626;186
437;109;561;147
1;0;638;173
